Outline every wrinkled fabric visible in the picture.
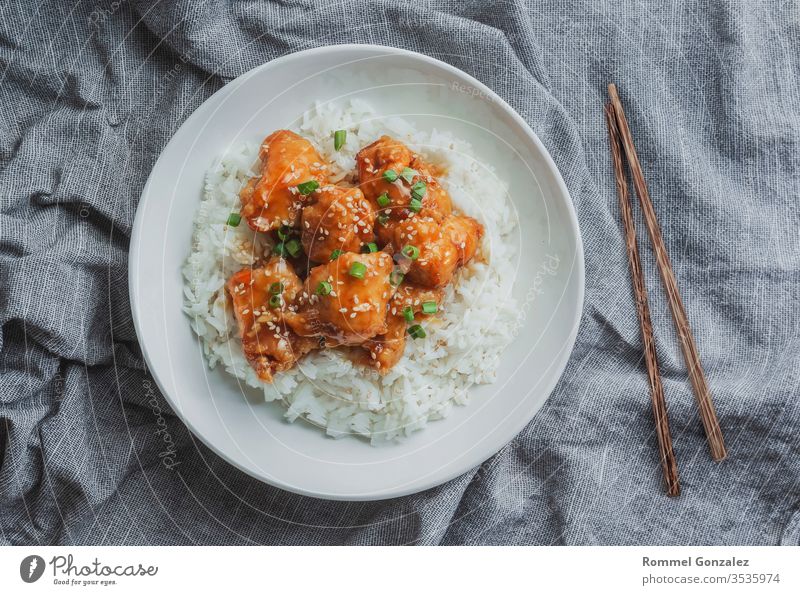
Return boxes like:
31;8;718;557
1;0;798;546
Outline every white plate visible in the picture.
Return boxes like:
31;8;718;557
129;44;584;500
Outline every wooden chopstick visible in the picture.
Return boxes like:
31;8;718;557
604;104;681;497
607;83;727;462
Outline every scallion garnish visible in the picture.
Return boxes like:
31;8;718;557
402;306;414;323
316;280;332;296
330;249;343;261
377;213;390;226
333;129;346;151
411;180;427;200
382;169;398;183
349;261;367;279
226;213;241;227
362;242;378;253
277;225;292;241
408;324;426;339
269;294;282;308
389;269;404;286
297;180;319;195
400;167;417;183
273;242;287;257
422;301;437;314
377;193;390;208
409;197;422;213
269;282;284;295
401;244;420;260
285;238;302;257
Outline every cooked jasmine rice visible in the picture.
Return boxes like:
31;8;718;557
182;100;518;443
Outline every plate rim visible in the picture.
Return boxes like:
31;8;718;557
129;43;585;501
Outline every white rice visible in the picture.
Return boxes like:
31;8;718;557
182;100;518;443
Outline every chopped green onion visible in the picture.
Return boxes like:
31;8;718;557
269;294;282;308
316;280;332;296
402;306;414;323
411;180;427;200
333;129;346;151
349;261;367;279
382;169;398;183
408;324;426;339
277;225;292;241
400;167;417;183
330;249;343;261
401;245;420;260
285;238;302;257
269;282;284;295
297;180;319;195
389;269;404;286
422;301;438;314
273;242;287;257
362;242;378;253
409;197;422;213
377;193;390;208
226;213;241;227
377;213;390;226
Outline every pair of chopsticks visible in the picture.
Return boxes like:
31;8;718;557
604;84;726;497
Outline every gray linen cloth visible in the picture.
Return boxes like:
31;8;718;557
1;0;798;545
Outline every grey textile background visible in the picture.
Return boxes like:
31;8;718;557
1;0;798;546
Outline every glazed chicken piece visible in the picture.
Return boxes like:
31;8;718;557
356;136;452;245
389;283;445;316
360;314;407;373
443;214;483;266
286;251;394;345
391;213;484;288
226;257;318;382
360;284;444;373
240;130;328;232
300;185;375;263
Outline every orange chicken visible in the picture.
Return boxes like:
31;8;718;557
226;257;317;382
286;251;394;345
300;185;375;263
240;130;327;232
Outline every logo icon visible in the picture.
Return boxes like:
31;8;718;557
20;555;45;583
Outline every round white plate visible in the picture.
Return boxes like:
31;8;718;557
129;44;584;500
